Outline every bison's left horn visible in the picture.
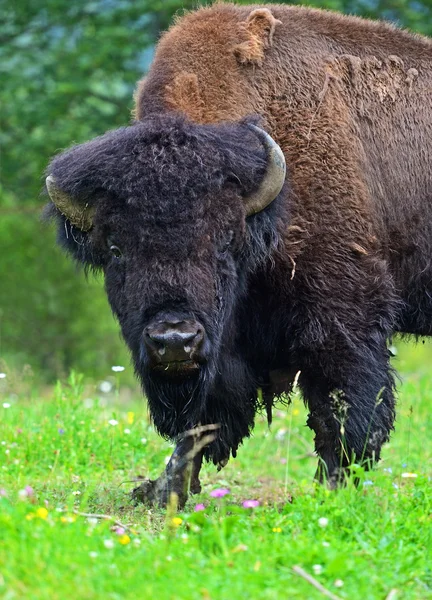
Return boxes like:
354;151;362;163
46;175;95;231
243;125;286;216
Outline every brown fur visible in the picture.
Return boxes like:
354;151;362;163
136;3;432;334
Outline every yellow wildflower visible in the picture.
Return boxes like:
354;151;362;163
118;534;131;545
127;411;135;425
272;527;282;533
171;517;183;527
36;507;48;520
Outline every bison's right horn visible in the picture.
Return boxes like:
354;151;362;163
46;175;95;231
243;125;286;216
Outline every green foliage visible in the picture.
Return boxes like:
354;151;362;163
0;214;130;376
0;366;431;598
1;0;431;378
1;0;197;378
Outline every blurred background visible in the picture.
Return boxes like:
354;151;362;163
1;0;431;384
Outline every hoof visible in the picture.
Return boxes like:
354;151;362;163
131;479;158;505
190;480;202;495
131;478;188;509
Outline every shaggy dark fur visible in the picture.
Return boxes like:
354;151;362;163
45;4;432;501
46;113;287;465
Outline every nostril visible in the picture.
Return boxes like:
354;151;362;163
144;330;165;352
185;329;205;354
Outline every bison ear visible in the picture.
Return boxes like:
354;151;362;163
46;175;95;232
233;9;282;66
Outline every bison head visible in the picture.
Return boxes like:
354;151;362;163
45;113;286;454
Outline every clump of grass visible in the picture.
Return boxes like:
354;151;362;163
0;360;431;599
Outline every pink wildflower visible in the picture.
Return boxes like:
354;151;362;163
194;503;205;511
243;499;260;508
18;485;34;500
114;527;126;535
210;488;230;498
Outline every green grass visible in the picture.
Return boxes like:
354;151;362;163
0;343;431;600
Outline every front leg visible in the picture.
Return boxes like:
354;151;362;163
299;335;396;486
131;424;218;508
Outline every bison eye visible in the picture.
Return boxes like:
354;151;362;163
109;244;122;259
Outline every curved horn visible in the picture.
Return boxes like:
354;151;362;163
46;175;95;231
243;124;286;216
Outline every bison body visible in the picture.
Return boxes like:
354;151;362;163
46;4;432;503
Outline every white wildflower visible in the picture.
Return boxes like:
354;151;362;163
312;565;323;575
111;366;125;372
108;419;118;426
2;403;11;409
318;517;329;528
275;428;287;441
103;539;115;549
99;381;113;393
0;373;6;379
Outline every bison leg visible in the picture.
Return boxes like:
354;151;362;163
131;424;218;508
190;449;204;495
300;340;396;486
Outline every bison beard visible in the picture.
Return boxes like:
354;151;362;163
142;354;257;464
44;4;432;508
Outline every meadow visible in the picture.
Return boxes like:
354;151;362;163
0;342;431;600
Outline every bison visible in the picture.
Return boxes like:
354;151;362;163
45;4;432;507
